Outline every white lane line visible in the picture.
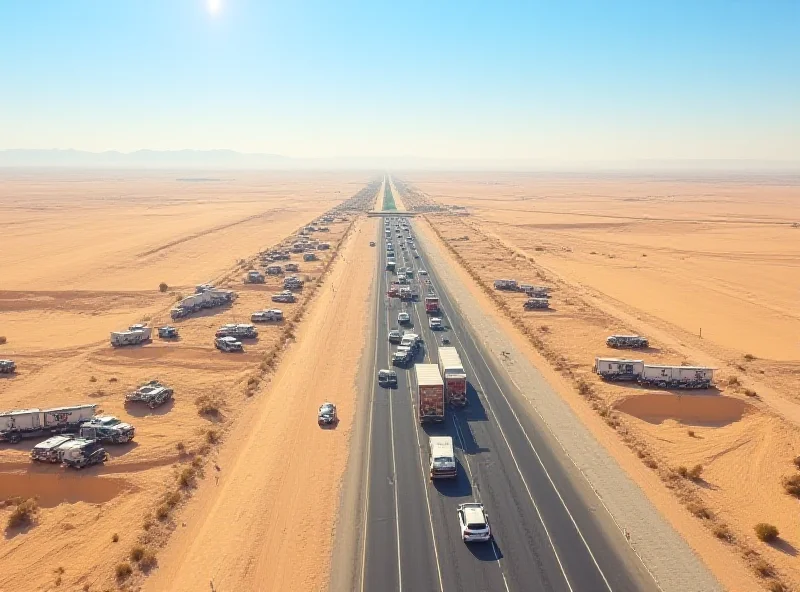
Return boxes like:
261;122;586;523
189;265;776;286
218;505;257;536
359;222;383;592
417;223;613;592
408;370;446;592
389;382;403;592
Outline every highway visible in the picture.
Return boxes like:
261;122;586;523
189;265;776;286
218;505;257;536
359;211;659;592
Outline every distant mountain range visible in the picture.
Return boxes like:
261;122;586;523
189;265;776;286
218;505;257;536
0;149;798;173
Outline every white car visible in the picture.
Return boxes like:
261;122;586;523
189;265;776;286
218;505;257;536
429;317;442;330
457;503;492;543
397;312;411;324
419;270;428;275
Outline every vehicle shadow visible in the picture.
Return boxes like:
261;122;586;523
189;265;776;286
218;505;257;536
461;383;489;422
467;538;503;561
107;440;140;457
124;398;175;417
432;466;473;498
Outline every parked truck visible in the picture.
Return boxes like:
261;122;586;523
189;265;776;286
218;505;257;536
245;270;266;284
215;324;258;339
523;298;550;310
438;347;467;407
272;290;296;303
251;309;283;322
125;381;174;408
110;325;152;347
0;404;97;444
594;358;714;389
80;416;135;443
606;335;649;349
59;438;108;469
416;364;445;423
494;279;518;290
424;296;440;314
0;360;16;374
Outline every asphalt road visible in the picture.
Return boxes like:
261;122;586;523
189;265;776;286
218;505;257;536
360;215;659;592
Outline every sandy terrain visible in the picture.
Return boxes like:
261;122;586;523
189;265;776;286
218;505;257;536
397;173;800;591
0;171;375;591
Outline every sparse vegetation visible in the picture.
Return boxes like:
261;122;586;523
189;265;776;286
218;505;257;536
768;581;786;592
194;394;221;416
112;532;119;542
159;282;169;292
687;429;695;438
712;523;733;542
130;544;145;562
726;375;741;387
205;429;219;444
176;441;186;453
677;465;689;478
7;497;38;529
744;388;758;397
0;336;6;344
754;523;779;542
155;504;170;520
782;474;800;497
89;375;97;382
688;464;703;480
115;562;132;580
744;353;756;361
686;502;711;519
139;548;157;570
178;466;197;488
753;558;773;577
793;456;800;470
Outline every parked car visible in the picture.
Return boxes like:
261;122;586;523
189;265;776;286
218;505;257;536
318;402;337;426
457;503;492;543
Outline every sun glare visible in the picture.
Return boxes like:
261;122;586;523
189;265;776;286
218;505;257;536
208;0;221;15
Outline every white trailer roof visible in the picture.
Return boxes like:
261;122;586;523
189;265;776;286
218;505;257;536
438;347;465;373
415;364;443;387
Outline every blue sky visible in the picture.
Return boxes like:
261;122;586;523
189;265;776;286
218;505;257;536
1;0;798;160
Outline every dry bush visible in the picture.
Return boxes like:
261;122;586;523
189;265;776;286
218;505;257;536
115;563;132;580
725;375;740;387
139;549;157;571
194;395;222;416
576;378;592;397
176;441;186;453
754;523;779;542
178;467;197;488
155;504;170;521
159;282;169;293
130;544;145;562
89;376;97;383
644;458;658;469
109;377;118;383
164;490;181;508
744;388;758;397
112;533;119;543
7;498;38;528
794;456;800;470
0;336;6;344
539;325;550;333
676;466;689;478
782;474;800;497
744;353;756;361
753;558;773;577
205;429;220;444
712;523;733;542
768;582;786;592
688;464;703;480
686;502;711;519
687;429;695;438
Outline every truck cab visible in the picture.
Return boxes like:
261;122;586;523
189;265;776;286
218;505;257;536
215;336;243;352
429;436;457;479
392;347;412;367
429;317;443;330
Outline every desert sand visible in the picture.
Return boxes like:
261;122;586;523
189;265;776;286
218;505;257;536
0;170;375;591
398;172;800;592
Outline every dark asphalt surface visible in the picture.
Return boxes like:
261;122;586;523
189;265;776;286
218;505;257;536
361;212;659;592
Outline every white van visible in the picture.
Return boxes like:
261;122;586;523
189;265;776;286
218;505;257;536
429;436;456;479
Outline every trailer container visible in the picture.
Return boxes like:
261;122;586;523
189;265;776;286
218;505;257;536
415;364;445;423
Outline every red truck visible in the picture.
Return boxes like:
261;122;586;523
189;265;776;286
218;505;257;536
438;347;467;406
387;283;401;298
424;295;440;314
416;364;445;423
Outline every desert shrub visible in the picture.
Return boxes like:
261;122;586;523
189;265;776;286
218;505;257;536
782;474;800;496
115;563;132;580
768;582;786;592
89;376;97;383
194;395;221;416
576;378;592;396
0;336;6;344
753;558;773;577
686;502;711;519
644;458;658;469
155;504;170;521
112;533;119;542
176;441;186;453
159;282;169;293
7;498;38;528
130;544;145;562
744;353;756;361
205;429;219;444
794;456;800;470
142;514;153;531
139;549;157;571
539;325;550;333
688;464;703;480
726;375;740;387
687;429;695;438
712;523;733;542
754;523;779;542
164;490;181;508
744;388;758;397
178;467;197;488
676;466;689;478
109;377;118;383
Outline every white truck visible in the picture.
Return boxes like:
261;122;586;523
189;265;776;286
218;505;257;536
110;325;152;347
0;404;98;444
251;309;283;322
429;436;457;479
594;358;645;382
438;347;467;406
245;270;266;284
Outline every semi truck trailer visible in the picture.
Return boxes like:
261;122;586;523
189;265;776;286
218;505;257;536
415;364;445;423
438;347;467;406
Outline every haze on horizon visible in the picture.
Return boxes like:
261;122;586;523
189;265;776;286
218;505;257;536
1;0;798;164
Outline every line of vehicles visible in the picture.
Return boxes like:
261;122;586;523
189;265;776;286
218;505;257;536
378;215;492;544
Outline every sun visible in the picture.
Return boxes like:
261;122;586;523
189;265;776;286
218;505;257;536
208;0;221;15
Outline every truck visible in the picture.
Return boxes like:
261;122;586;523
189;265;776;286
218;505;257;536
215;336;243;352
399;287;413;301
59;438;108;469
158;326;179;339
416;364;445;423
303;253;318;262
424;296;440;314
387;283;401;298
392;346;412;367
272;290;296;303
493;279;518;291
245;270;266;284
0;404;98;444
594;358;645;382
110;325;152;347
283;276;304;290
429;317;443;330
31;435;75;462
438;347;467;406
251;309;283;322
215;324;258;339
125;381;174;408
428;436;457;479
80;416;135;444
639;365;714;389
606;335;649;349
284;263;299;272
520;284;550;297
0;360;16;374
523;298;550;310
